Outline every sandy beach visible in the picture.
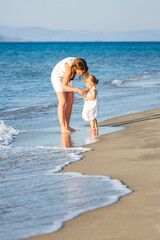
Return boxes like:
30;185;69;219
29;108;160;240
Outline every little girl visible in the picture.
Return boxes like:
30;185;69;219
82;75;99;131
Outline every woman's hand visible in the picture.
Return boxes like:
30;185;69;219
77;88;86;96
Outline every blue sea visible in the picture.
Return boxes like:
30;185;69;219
0;42;160;239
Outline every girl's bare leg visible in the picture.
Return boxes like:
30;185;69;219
56;92;70;133
94;118;98;129
87;119;98;132
87;120;95;132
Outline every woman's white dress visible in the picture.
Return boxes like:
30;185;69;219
82;87;99;121
51;57;76;92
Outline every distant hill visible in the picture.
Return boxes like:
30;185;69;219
0;33;31;42
0;25;160;42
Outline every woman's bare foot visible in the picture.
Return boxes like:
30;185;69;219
87;128;96;132
67;126;79;131
61;127;70;134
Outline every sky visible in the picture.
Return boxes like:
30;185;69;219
0;0;160;32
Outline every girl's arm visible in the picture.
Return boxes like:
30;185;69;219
83;88;89;96
84;89;97;101
62;63;85;95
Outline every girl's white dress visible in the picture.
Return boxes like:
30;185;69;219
82;87;99;121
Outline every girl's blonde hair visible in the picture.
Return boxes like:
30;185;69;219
84;75;99;85
70;58;88;80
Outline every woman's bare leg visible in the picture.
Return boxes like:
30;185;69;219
65;92;74;127
56;92;70;133
65;92;78;131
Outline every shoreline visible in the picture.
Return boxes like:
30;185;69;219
29;108;160;240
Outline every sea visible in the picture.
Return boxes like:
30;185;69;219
0;42;160;240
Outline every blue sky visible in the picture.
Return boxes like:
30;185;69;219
0;0;160;31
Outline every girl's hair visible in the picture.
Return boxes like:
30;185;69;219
84;75;99;85
70;58;88;80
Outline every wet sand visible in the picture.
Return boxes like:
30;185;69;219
29;108;160;240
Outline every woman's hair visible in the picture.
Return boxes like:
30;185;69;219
70;58;88;80
84;75;99;85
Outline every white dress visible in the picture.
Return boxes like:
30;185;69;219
51;57;76;92
82;87;99;121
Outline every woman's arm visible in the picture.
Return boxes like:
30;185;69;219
84;70;89;78
62;63;85;95
62;63;75;91
83;71;89;96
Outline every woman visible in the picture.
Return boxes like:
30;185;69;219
51;57;89;133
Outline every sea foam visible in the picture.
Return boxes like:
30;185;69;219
0;120;22;149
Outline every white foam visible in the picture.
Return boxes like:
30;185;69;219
0;120;22;149
125;74;150;82
111;79;122;86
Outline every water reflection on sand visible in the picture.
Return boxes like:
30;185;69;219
61;129;99;148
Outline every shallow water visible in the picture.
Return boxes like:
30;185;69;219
1;42;160;239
